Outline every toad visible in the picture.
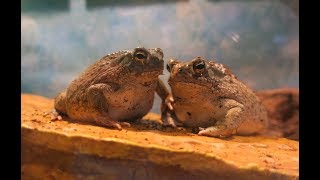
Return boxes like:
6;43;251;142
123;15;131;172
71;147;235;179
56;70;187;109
53;47;167;130
163;57;268;138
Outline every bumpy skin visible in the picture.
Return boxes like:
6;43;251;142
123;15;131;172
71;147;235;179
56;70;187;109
54;47;166;130
164;57;268;138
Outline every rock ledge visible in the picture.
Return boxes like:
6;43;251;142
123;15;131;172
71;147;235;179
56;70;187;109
22;94;298;179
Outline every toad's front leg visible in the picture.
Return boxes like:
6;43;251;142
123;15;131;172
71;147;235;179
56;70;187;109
87;83;130;130
156;78;182;127
198;99;245;138
160;94;183;127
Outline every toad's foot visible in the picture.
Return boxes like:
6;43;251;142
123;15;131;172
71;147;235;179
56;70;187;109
95;118;130;130
161;110;183;128
198;125;237;138
119;122;131;127
44;109;63;121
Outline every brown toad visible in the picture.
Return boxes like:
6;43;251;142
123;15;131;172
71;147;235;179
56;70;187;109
163;57;268;138
53;47;167;129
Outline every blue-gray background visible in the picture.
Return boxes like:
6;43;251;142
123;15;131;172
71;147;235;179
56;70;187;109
21;0;299;114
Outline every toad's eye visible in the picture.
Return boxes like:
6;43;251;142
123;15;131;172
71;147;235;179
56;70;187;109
135;51;147;60
194;61;205;70
166;64;171;72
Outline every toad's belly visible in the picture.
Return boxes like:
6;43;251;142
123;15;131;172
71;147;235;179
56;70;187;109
174;103;220;128
106;90;155;121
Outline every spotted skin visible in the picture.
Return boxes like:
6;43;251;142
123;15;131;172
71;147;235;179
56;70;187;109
164;57;269;138
53;47;166;130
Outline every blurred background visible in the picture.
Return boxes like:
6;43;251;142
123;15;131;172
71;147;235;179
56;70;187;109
21;0;299;114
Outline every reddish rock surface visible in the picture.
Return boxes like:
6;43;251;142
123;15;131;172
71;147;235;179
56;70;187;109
256;88;299;140
21;93;298;179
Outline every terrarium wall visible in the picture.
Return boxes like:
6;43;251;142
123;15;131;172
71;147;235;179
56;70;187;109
21;0;299;114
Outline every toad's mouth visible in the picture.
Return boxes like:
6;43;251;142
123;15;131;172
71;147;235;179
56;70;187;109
169;75;212;88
